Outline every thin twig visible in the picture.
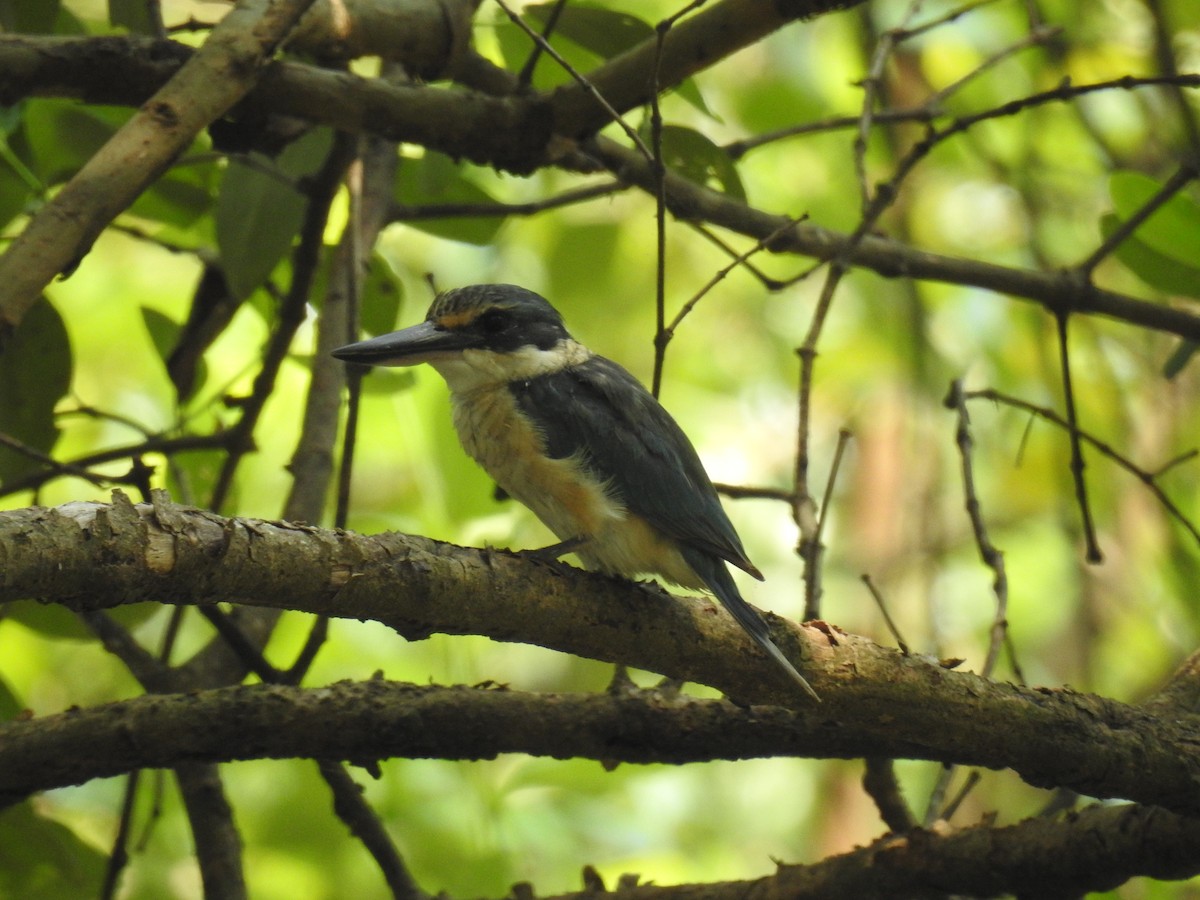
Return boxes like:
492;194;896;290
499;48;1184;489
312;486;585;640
1053;314;1103;563
939;770;982;821
802;427;852;621
492;0;651;160
516;0;568;88
925;25;1062;110
944;379;1010;679
688;224;789;289
712;483;795;503
893;0;1002;41
650;20;669;398
795;268;847;620
1077;163;1197;277
861;574;909;655
1144;0;1200;162
664;219;805;341
725;108;938;160
854;0;922;214
966;387;1200;548
208;133;358;513
318;761;429;900
389;180;626;224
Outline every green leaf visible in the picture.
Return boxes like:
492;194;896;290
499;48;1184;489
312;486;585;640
1100;213;1200;299
0;156;32;230
130;161;217;230
109;0;155;32
140;306;180;363
0;299;72;484
0;804;107;900
393;153;504;245
0;0;61;32
0;674;21;721
653;124;745;200
359;367;417;395
527;3;652;58
1109;171;1200;267
216;127;334;299
1;601;92;639
19;101;126;186
522;3;713;115
361;253;405;335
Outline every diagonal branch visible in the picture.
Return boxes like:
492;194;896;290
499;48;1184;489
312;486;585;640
0;0;321;335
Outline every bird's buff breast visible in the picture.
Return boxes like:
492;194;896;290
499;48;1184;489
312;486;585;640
448;385;701;588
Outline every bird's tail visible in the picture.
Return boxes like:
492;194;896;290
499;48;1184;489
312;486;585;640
684;550;821;702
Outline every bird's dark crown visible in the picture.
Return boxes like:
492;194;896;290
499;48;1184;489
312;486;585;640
427;284;572;353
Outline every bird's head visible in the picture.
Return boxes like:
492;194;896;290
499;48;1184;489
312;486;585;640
332;284;588;391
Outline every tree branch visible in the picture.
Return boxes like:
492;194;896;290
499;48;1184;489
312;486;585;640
3;495;1200;814
2;34;1198;344
0;0;321;335
2;677;1200;818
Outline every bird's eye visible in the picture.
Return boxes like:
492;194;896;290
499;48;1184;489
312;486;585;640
478;309;511;334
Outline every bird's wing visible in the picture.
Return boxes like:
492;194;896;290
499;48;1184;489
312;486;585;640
510;356;760;578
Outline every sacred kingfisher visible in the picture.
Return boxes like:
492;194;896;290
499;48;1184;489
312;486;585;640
333;284;818;700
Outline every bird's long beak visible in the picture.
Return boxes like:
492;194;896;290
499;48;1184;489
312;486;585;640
331;321;483;367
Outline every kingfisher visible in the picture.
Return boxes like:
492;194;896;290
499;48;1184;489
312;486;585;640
333;284;818;700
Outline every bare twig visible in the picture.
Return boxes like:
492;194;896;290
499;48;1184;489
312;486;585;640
516;0;568;88
1077;163;1197;277
944;380;1011;678
940;769;982;821
389;180;626;224
965;387;1200;549
1053;315;1103;562
318;761;429;900
802;428;852;621
854;1;922;214
1144;0;1200;162
209;132;359;513
0;0;322;336
861;574;909;655
493;0;652;160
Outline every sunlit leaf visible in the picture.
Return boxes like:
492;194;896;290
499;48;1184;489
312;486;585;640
1;601;91;639
1109;171;1200;267
0;299;71;483
393;153;504;245
1100;214;1200;299
523;3;713;115
216;127;334;299
527;2;652;58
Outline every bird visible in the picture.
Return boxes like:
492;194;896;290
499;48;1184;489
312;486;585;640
332;283;818;700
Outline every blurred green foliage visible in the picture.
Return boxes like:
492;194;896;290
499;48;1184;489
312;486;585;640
1;0;1199;897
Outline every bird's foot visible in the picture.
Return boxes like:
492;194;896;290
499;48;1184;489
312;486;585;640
519;536;589;562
